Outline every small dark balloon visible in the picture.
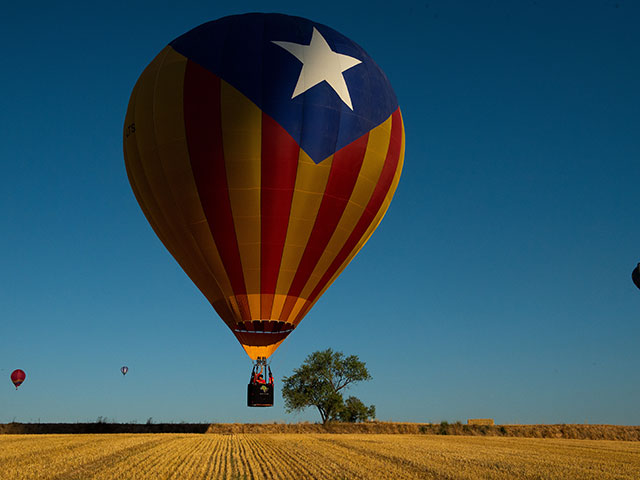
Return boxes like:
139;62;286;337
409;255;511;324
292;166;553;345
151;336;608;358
632;263;640;290
121;366;129;376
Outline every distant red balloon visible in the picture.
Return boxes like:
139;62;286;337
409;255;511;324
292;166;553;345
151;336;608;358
11;369;26;389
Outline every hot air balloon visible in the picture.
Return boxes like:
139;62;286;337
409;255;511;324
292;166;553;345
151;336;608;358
633;263;640;290
123;13;404;405
121;366;129;376
10;369;26;390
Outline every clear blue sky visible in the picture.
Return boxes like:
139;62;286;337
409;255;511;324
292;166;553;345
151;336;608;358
1;1;639;425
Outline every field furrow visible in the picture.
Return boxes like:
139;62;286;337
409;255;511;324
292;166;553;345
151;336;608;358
83;436;184;479
186;436;224;480
124;436;195;478
197;434;224;478
256;435;319;479
51;436;169;480
205;436;229;479
0;435;155;480
263;434;352;479
235;433;256;479
310;434;420;479
243;434;304;480
0;435;102;461
204;434;236;479
240;433;274;479
163;435;208;480
227;434;241;478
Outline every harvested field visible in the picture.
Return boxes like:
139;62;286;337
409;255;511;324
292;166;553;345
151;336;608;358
1;433;639;479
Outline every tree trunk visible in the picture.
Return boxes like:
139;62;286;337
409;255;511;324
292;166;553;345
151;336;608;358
318;407;327;424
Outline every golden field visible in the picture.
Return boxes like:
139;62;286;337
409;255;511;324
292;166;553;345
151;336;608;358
1;433;639;479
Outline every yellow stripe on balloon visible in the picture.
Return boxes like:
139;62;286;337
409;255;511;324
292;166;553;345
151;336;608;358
124;82;153;231
362;112;405;241
287;297;309;324
299;116;393;300
271;150;334;320
124;47;235;327
221;80;262;319
125;48;191;287
130;48;226;310
295;111;405;321
152;48;235;311
334;113;404;277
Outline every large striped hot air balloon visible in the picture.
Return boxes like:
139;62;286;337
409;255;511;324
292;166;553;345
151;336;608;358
123;13;404;362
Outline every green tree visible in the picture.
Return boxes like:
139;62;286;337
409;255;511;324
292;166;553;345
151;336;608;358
281;349;375;424
338;396;376;423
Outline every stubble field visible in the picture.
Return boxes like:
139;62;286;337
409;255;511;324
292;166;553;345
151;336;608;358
1;433;639;479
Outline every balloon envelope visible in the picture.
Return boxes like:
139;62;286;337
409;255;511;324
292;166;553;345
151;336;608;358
10;369;26;389
633;263;640;290
123;13;404;360
121;366;129;376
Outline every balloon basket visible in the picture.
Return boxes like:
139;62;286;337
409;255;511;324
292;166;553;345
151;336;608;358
247;383;274;407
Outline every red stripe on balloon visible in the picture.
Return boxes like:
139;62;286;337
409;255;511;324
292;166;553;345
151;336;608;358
299;109;403;321
260;113;299;319
183;61;248;304
280;132;370;320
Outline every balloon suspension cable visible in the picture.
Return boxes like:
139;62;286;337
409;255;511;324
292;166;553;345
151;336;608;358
254;356;268;368
250;357;274;385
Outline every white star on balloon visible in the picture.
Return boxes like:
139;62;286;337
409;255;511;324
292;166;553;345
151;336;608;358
273;27;362;110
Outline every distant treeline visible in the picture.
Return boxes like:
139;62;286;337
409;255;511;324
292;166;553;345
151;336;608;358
1;421;639;441
0;422;209;434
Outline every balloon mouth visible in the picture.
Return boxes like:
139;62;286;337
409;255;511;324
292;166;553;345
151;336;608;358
232;321;295;348
234;321;294;334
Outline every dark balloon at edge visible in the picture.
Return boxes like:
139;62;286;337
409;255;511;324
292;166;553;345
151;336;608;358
632;263;640;290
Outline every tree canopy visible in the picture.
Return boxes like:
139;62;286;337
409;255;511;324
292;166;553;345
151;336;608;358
281;349;375;424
